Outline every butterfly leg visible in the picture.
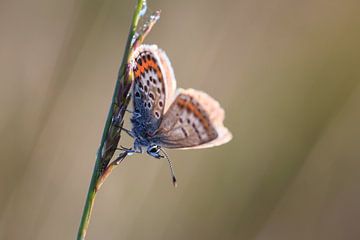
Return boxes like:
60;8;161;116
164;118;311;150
113;146;139;165
119;127;135;138
110;115;135;138
117;145;132;151
112;150;128;165
116;143;142;155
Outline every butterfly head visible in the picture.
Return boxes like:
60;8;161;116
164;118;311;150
146;144;162;159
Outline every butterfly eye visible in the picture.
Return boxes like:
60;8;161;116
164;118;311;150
147;145;160;157
149;146;157;153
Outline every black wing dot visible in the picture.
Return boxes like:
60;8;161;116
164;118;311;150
147;79;150;86
155;111;160;118
144;85;148;93
149;92;155;100
181;128;189;137
135;92;140;98
157;88;161;94
158;101;163;107
193;123;201;139
187;119;191;124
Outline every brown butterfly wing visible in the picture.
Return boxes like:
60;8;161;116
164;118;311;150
152;89;232;149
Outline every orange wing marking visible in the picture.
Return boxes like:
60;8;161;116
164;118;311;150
176;97;210;130
133;55;163;81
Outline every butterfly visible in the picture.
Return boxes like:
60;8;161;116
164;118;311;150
119;44;232;186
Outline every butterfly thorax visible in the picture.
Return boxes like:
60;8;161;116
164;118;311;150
130;111;158;147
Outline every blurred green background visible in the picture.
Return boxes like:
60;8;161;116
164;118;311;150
1;0;360;239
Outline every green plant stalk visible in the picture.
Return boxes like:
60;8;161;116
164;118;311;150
77;1;146;239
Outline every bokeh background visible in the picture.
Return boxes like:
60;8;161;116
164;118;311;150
1;0;360;239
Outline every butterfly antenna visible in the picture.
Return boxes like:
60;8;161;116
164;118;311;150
159;148;177;187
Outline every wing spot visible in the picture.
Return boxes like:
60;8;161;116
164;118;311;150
192;123;202;140
150;76;156;84
158;101;163;107
187;118;191;124
157;88;161;94
135;92;140;98
137;58;142;66
149;92;155;100
181;128;188;137
144;85;148;93
155;111;160;118
146;79;150;86
179;118;183;123
147;102;152;109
